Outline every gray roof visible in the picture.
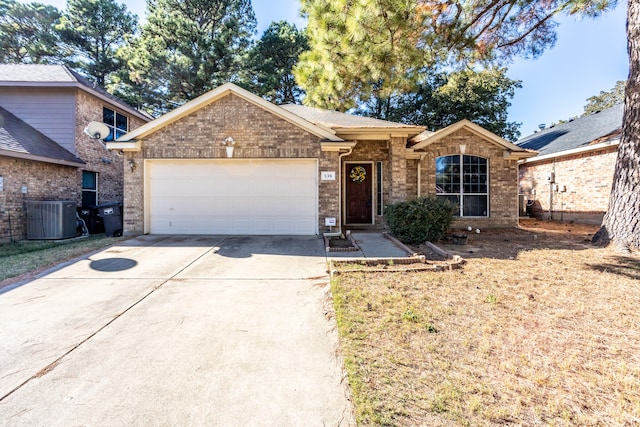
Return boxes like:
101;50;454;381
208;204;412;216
517;103;623;156
281;104;423;131
0;64;150;121
0;64;78;82
0;106;85;166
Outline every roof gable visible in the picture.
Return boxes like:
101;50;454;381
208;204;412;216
410;119;536;159
117;83;342;143
0;106;85;167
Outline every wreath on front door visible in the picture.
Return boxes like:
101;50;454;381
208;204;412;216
349;166;367;183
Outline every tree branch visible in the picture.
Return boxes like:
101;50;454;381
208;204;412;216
496;10;556;49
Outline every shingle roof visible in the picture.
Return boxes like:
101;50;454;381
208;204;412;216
0;64;150;121
0;106;85;166
281;104;424;132
517;103;623;156
0;64;77;82
117;83;343;143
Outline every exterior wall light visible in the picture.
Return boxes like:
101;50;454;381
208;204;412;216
222;137;236;158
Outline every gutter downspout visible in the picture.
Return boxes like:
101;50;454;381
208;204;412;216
548;160;556;220
323;147;353;237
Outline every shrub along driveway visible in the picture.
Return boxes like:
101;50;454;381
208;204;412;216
0;235;355;426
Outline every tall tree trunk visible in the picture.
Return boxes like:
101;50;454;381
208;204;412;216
593;0;640;251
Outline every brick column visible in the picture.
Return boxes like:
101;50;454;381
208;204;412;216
318;150;340;232
388;136;407;203
123;151;144;236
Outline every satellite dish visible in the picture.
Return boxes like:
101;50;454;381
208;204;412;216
83;121;110;140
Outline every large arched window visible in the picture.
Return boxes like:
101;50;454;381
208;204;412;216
436;155;488;217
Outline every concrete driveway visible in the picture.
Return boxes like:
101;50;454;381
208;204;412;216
0;236;355;426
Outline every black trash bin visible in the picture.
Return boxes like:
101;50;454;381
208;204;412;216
77;206;105;235
97;202;123;237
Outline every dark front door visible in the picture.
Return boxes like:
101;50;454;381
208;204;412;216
346;163;373;224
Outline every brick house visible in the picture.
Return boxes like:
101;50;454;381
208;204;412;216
108;83;535;236
518;103;622;224
0;64;149;240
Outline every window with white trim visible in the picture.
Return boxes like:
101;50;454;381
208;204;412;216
436;155;488;217
103;107;128;142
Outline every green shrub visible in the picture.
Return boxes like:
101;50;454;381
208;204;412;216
384;196;456;244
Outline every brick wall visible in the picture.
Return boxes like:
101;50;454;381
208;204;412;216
406;159;419;200
0;89;146;240
389;137;407;203
0;157;78;240
123;94;335;235
319;151;340;233
518;146;617;224
75;90;147;205
420;129;520;228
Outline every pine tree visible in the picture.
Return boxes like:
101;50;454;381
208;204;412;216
583;80;626;115
295;0;616;111
0;0;64;64
244;21;308;105
57;0;138;86
122;0;256;114
363;68;522;141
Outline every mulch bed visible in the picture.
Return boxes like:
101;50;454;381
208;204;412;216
325;234;360;252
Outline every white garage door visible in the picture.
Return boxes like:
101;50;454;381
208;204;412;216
147;159;318;235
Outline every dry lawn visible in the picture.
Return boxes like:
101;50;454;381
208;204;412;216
0;235;126;288
332;221;640;426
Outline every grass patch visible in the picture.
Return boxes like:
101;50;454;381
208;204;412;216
331;246;640;426
0;236;126;283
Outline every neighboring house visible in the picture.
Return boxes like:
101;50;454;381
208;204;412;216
0;64;149;240
108;83;534;236
517;103;622;224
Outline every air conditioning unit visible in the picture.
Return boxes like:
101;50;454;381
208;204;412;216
25;201;77;240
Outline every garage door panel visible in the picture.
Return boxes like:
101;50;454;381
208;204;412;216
285;199;316;215
285;179;311;194
148;160;317;235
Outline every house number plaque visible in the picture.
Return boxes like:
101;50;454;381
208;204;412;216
321;171;336;181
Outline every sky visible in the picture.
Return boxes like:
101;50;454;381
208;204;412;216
23;0;628;139
506;3;628;136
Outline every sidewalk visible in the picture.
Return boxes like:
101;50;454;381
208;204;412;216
327;232;412;259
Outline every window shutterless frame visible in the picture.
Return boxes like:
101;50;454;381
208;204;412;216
82;170;98;207
103;107;128;142
435;155;489;217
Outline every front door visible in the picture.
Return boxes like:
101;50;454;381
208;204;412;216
345;163;373;224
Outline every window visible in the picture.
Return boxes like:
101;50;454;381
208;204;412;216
103;107;128;142
82;171;98;207
376;161;383;216
436;155;488;217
